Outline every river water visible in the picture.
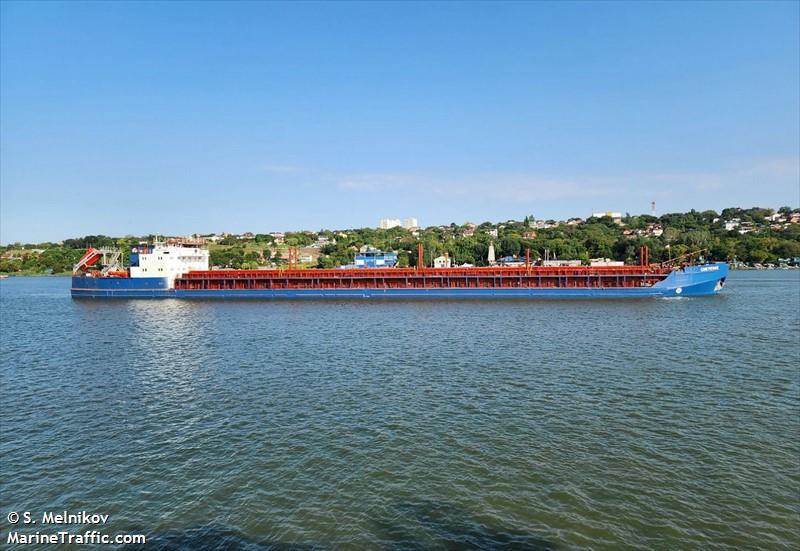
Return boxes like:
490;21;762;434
1;271;798;550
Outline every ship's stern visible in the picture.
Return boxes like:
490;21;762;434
71;275;171;298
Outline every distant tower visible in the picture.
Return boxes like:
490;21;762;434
651;201;657;217
488;242;496;265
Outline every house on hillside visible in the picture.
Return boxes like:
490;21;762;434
433;255;452;268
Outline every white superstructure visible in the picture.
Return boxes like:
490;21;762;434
130;244;209;286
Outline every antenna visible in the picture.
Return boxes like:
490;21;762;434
651;201;656;217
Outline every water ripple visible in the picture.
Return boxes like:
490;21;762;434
0;272;798;550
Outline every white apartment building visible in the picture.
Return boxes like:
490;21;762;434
380;217;419;230
592;211;623;222
379;218;402;229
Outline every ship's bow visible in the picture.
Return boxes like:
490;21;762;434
653;263;728;297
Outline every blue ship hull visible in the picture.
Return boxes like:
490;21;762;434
71;263;728;299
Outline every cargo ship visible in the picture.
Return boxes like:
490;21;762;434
71;242;728;299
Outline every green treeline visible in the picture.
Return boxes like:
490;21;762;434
313;207;800;268
1;207;798;274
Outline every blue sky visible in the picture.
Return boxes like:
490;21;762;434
1;1;798;243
